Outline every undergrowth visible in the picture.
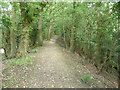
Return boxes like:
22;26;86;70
9;56;34;66
81;75;93;83
31;48;38;53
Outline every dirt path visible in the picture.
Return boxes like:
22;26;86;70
26;36;116;88
2;36;117;88
28;36;89;88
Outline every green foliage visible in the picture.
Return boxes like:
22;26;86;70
54;2;118;74
31;48;38;53
107;59;118;68
2;84;8;88
0;2;9;8
2;15;11;28
1;2;118;75
10;56;33;66
81;75;93;83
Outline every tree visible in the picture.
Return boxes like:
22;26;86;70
1;2;11;58
70;2;76;52
10;3;18;57
17;2;32;57
36;3;47;46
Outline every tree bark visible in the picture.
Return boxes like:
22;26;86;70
36;11;43;46
2;29;11;58
10;3;17;57
70;2;76;52
48;25;52;40
17;3;29;57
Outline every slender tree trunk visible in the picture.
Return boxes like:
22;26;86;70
2;9;11;58
117;9;120;87
36;10;43;46
10;3;17;57
96;28;103;68
48;25;52;40
70;2;76;52
63;25;67;49
48;19;54;40
94;4;104;68
2;29;11;58
10;28;16;57
70;27;75;52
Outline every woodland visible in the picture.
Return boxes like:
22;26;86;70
0;1;120;88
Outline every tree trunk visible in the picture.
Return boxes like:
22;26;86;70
70;2;76;52
70;27;75;52
10;28;16;57
48;25;52;40
17;25;29;57
17;3;29;57
2;10;11;58
2;29;11;58
10;3;17;57
63;25;67;49
117;13;120;88
36;11;43;46
96;28;103;68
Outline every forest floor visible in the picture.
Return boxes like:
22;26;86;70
2;36;118;88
